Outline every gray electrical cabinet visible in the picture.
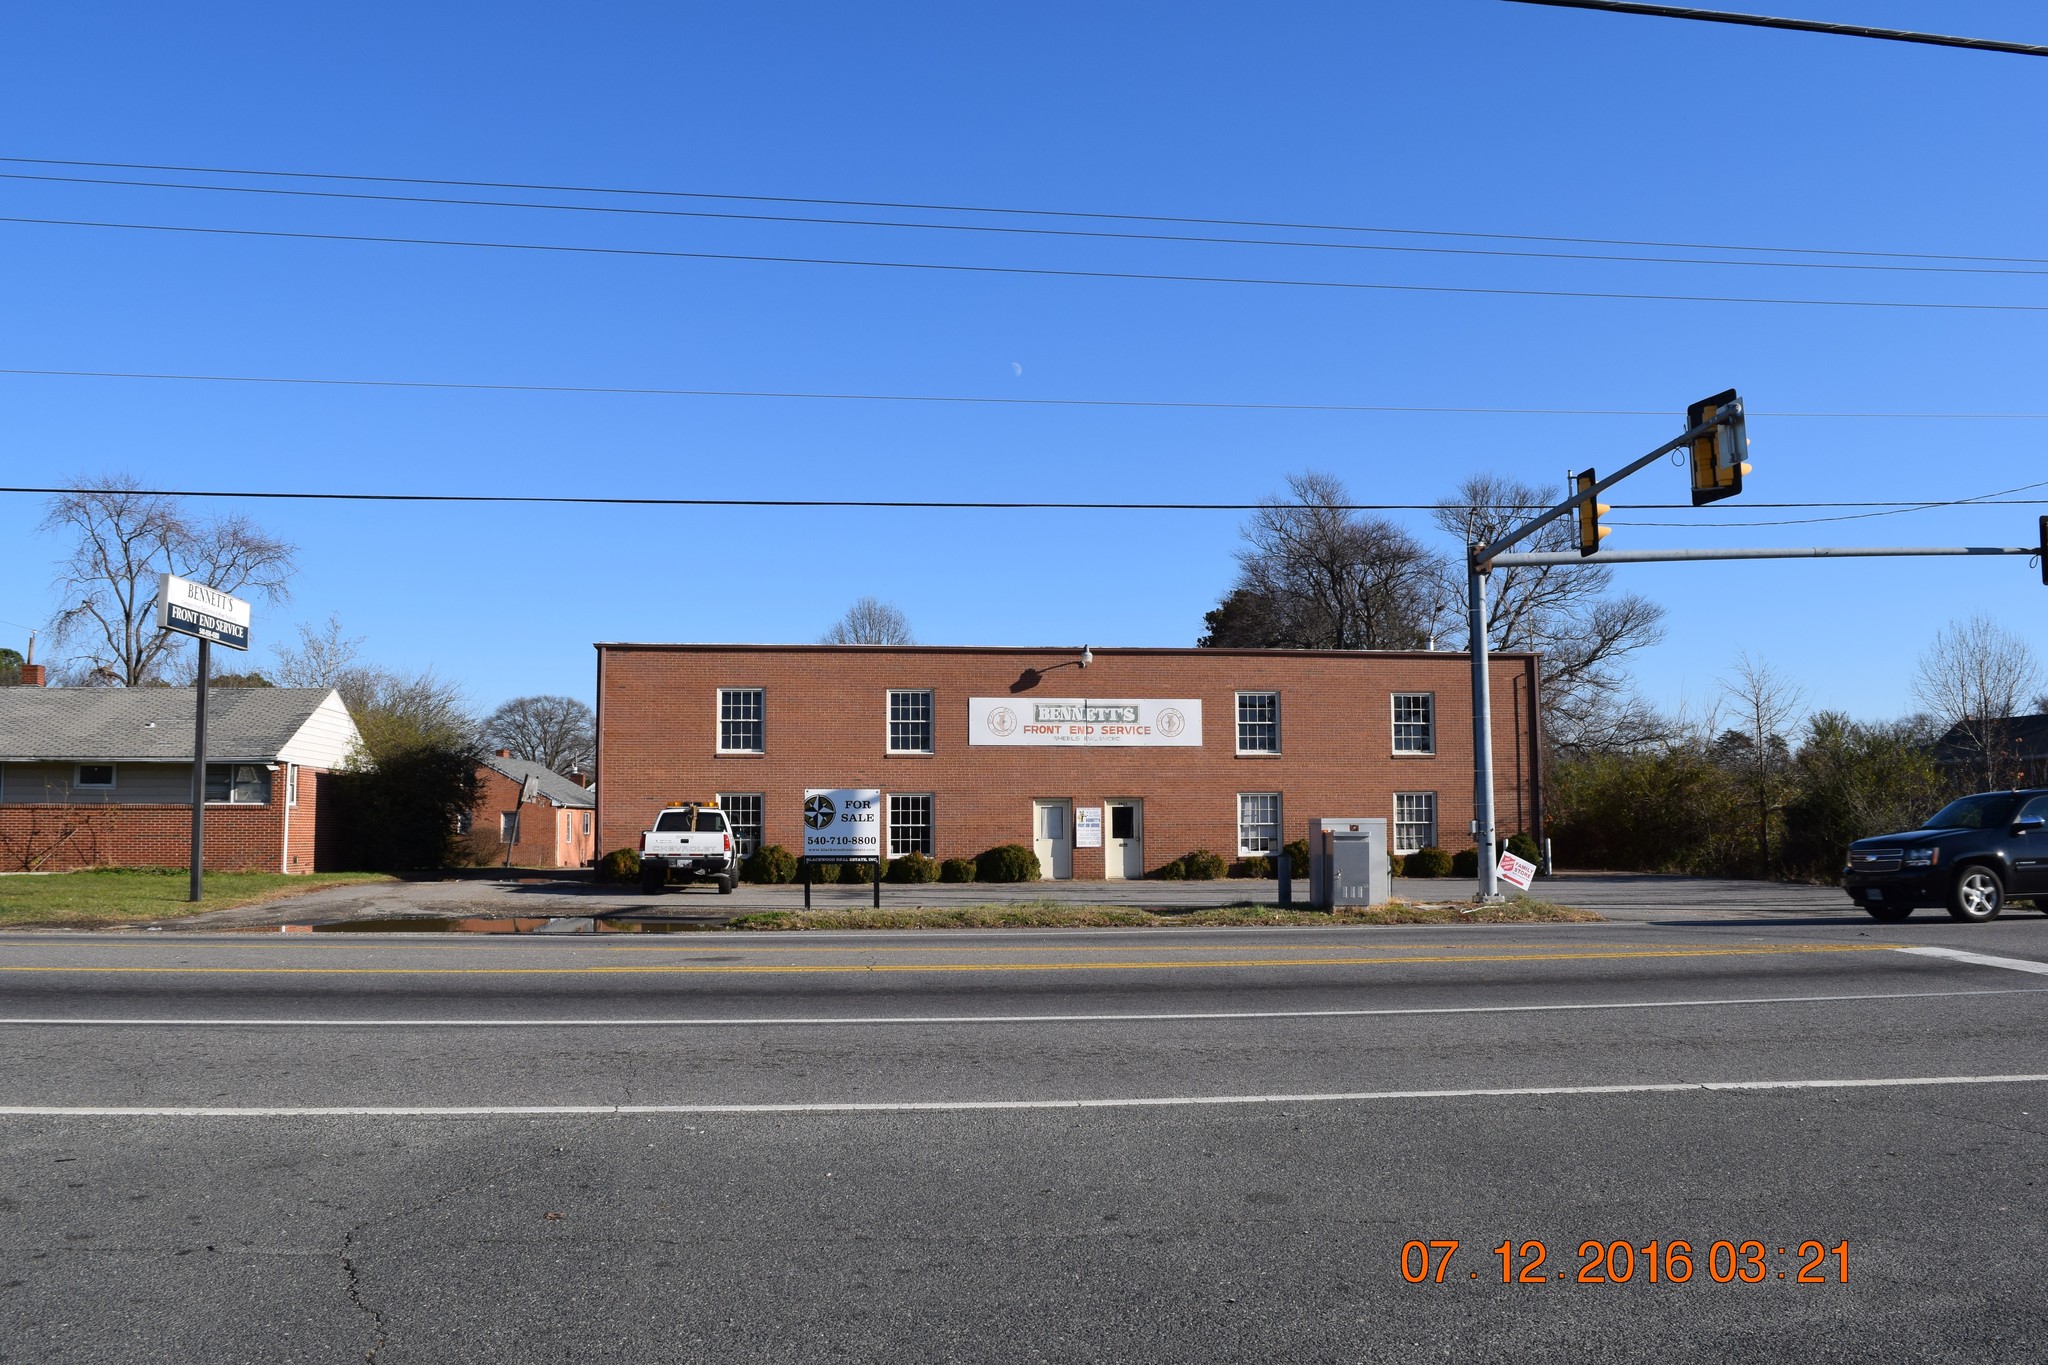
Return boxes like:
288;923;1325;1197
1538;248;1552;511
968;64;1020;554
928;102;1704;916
1308;817;1391;909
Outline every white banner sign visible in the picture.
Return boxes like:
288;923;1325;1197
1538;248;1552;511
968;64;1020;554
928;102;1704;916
968;698;1202;747
803;788;882;859
157;573;252;652
1075;808;1103;848
1497;849;1537;891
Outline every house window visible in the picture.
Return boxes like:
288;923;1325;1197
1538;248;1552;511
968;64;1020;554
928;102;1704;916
1238;792;1281;857
887;689;934;753
1236;692;1280;754
888;793;934;857
454;810;473;836
582;811;593;837
500;811;519;843
74;764;116;789
718;688;765;753
287;764;300;807
718;793;764;856
204;764;271;805
1394;792;1437;854
1392;693;1435;754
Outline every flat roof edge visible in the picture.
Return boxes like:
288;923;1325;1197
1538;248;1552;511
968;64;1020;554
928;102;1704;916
592;642;1540;660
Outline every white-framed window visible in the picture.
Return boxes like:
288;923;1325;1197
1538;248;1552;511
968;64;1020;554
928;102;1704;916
718;792;764;856
287;764;300;807
1392;693;1435;754
889;793;934;857
1236;692;1280;754
887;689;934;753
1237;792;1281;857
500;811;519;843
204;764;271;805
454;810;473;835
717;687;765;753
582;811;593;837
74;763;116;789
1394;792;1437;854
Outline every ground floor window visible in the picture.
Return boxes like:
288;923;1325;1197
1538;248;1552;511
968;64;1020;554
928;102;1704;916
718;793;764;856
1394;792;1437;854
500;811;519;843
204;764;271;805
889;793;934;857
454;810;472;835
1237;792;1281;857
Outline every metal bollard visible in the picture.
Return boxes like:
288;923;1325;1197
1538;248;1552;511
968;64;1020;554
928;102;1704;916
1277;852;1292;906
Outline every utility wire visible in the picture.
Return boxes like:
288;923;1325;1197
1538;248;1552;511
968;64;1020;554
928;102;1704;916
7;214;2047;314
6;169;2044;280
1613;478;2048;528
5;366;2048;421
3;154;2039;268
1500;1;2048;58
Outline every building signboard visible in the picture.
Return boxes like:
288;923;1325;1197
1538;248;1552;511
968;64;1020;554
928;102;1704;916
803;787;882;860
968;698;1202;747
1075;807;1103;848
156;573;252;652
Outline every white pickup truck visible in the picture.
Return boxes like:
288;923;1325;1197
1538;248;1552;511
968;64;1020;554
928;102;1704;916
637;803;738;894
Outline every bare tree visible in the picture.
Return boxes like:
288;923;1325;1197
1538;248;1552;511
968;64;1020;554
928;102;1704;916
1201;472;1443;650
271;615;473;763
1912;615;2044;789
1721;652;1805;877
484;695;595;775
821;597;914;645
41;474;296;685
1431;473;1667;754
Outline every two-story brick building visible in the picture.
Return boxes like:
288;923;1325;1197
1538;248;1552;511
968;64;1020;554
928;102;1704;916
594;643;1541;879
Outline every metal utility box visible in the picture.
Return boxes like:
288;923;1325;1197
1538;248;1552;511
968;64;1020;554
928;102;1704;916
1308;817;1391;909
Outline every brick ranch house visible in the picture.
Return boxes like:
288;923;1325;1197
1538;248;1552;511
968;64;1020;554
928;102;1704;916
594;643;1541;879
463;751;596;868
0;684;360;873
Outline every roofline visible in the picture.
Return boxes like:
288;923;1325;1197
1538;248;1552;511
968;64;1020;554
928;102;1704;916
593;642;1541;661
0;753;292;765
479;755;596;807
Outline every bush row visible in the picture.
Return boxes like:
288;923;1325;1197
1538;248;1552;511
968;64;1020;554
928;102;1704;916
598;843;1046;886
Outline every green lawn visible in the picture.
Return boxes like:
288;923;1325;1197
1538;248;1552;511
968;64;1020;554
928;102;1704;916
721;898;1600;931
0;868;394;928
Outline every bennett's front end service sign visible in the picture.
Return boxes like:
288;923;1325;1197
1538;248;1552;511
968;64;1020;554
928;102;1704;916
156;573;253;651
968;698;1202;747
803;788;882;859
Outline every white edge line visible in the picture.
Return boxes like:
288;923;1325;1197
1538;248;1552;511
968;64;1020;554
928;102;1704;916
5;1073;2048;1118
0;985;2039;1028
1896;945;2048;976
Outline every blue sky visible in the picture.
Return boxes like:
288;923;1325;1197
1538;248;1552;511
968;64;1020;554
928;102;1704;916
3;1;2044;723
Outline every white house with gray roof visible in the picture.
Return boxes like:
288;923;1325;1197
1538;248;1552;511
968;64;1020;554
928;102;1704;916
0;685;360;873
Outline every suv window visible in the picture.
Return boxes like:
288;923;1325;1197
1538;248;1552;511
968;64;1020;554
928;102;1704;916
1922;794;2024;830
2019;795;2048;824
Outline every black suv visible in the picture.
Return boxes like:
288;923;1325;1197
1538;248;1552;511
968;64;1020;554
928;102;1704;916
1844;789;2048;922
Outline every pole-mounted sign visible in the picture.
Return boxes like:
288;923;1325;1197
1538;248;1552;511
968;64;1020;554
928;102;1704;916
156;575;255;903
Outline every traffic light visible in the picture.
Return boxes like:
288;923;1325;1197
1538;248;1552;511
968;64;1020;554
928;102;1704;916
2039;516;2047;587
1688;388;1751;506
1576;469;1610;556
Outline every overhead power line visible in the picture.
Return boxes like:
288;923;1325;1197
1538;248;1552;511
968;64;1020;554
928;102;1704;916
2;154;2038;268
1500;1;2048;57
5;366;2048;421
7;214;2047;314
4;169;2044;280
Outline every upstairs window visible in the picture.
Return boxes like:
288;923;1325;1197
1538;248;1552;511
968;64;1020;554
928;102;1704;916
718;687;765;753
1236;692;1280;753
1392;693;1435;754
888;689;934;753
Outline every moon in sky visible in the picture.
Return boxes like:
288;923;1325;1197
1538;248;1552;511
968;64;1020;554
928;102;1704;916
1011;362;1023;377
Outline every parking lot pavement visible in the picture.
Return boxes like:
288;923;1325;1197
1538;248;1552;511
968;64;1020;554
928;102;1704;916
130;867;1931;931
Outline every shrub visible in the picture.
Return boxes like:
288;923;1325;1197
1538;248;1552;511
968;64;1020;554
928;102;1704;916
1450;848;1480;878
806;858;842;884
1180;850;1227;881
596;847;641;883
742;844;798;884
1406;846;1453;878
1232;855;1274;879
976;844;1041;883
332;737;484;870
1282;838;1310;875
1506;832;1541;865
939;856;977;883
846;860;882;884
1151;858;1186;880
1389;853;1406;877
888;851;939;883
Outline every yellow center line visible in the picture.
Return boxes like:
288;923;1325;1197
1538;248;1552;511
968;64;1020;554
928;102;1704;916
0;937;1718;956
0;944;1899;977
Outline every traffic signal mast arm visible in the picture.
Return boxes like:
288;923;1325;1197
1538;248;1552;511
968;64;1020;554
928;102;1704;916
1489;543;2041;568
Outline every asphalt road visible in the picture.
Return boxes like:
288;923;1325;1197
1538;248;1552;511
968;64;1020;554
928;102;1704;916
5;908;2048;1361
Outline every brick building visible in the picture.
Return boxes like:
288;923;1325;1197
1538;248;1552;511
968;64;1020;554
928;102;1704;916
0;684;360;873
594;644;1541;879
462;752;596;868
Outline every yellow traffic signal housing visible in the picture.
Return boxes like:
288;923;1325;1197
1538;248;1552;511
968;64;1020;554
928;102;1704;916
1576;470;1610;556
2039;516;2047;587
1688;388;1752;506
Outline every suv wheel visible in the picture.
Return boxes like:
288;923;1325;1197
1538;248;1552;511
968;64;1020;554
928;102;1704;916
1946;864;2004;922
1864;901;1913;923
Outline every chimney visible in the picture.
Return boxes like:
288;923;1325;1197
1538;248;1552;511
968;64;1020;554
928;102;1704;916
569;768;591;788
18;663;45;687
496;749;512;758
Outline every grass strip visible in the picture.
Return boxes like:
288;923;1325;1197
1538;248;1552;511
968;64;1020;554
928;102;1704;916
0;867;395;928
719;898;1599;931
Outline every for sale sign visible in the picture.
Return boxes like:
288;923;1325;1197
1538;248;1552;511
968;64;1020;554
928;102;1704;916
157;573;252;651
803;788;881;860
1497;849;1537;891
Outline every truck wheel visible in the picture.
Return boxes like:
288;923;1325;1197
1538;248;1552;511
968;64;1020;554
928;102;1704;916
1946;864;2004;922
640;862;665;895
717;872;735;895
1864;901;1913;923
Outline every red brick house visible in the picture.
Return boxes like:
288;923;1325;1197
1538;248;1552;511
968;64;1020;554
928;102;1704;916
0;685;360;873
463;752;596;868
593;643;1541;879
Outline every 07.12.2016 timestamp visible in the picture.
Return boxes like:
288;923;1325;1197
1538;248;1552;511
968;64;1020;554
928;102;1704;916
1400;1239;1848;1285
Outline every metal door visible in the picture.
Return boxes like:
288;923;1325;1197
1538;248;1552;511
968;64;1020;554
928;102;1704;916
1104;799;1143;880
1033;799;1073;880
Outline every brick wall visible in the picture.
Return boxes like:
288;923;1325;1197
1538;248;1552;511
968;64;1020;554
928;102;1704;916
284;766;339;873
0;799;286;873
594;644;1541;878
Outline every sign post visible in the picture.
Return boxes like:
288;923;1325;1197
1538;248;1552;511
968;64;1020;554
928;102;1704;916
157;574;254;902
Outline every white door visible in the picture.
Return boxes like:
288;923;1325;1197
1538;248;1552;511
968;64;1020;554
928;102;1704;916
1104;799;1142;880
1033;799;1073;880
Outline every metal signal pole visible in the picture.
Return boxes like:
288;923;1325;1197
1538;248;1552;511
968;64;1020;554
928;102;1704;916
188;639;210;903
